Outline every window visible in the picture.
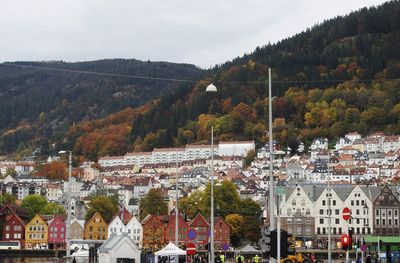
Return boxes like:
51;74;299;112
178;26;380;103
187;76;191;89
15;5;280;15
320;219;324;224
322;200;326;206
320;209;324;215
292;199;296;206
5;226;10;231
335;209;340;215
376;219;380;225
356;200;359;206
336;219;339;224
333;200;336;206
376;210;380;216
351;200;354;206
6;234;9;239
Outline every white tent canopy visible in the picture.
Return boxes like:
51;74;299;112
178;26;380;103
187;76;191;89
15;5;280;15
235;244;261;254
155;242;186;263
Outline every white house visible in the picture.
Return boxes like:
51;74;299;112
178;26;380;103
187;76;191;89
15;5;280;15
108;209;143;247
98;233;141;263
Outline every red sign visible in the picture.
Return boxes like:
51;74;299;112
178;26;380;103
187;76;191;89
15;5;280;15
187;243;196;255
342;207;351;221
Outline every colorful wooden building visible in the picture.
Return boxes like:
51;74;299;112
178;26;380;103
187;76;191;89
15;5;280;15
141;214;168;251
165;213;188;248
0;203;30;241
71;218;84;240
25;214;48;249
188;213;210;251
84;212;108;240
1;213;25;248
214;217;231;250
47;215;66;249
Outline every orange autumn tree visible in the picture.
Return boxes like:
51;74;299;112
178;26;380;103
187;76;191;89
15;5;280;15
35;161;67;180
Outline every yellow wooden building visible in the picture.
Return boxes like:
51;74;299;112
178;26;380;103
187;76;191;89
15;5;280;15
25;214;48;249
84;212;108;240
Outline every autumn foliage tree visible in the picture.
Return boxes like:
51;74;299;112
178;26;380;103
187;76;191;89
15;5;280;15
34;161;67;180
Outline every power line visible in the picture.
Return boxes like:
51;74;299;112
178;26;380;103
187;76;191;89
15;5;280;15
0;62;199;83
1;62;399;85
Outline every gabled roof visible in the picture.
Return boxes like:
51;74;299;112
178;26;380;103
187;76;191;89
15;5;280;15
98;233;139;253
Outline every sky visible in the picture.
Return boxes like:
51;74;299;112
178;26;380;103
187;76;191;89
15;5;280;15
0;0;390;69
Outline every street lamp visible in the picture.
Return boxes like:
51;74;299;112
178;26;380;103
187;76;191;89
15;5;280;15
206;83;217;263
59;150;72;261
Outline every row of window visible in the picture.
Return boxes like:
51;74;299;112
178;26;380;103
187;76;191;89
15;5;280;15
28;226;46;231
5;233;21;239
287;218;312;224
316;227;371;235
49;227;65;232
110;228;141;234
319;218;369;225
376;218;399;226
375;209;399;217
5;225;22;231
28;233;45;239
49;233;65;238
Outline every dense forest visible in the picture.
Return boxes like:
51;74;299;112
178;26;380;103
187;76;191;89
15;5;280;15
2;1;400;160
0;60;203;155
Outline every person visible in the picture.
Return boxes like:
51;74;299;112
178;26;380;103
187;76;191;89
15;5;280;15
215;254;222;263
237;254;242;263
252;254;260;263
310;253;315;263
72;257;76;263
220;254;225;263
240;254;245;263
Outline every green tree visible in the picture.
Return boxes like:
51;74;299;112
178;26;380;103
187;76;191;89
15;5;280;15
22;195;47;218
0;193;17;204
200;180;241;218
243;150;256;168
86;195;119;223
139;189;168;220
41;202;65;215
178;190;203;220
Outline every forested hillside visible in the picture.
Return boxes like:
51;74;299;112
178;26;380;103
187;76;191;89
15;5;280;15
2;1;400;160
0;59;203;155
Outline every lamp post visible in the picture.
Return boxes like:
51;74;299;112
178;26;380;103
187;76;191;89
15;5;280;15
59;150;72;260
206;83;217;263
175;156;179;247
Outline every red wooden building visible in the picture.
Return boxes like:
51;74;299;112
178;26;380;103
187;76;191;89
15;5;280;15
47;215;66;249
214;217;231;250
142;214;168;251
1;213;25;248
0;204;30;248
165;213;188;248
188;213;210;251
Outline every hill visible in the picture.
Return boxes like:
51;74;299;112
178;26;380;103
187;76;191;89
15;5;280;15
0;59;203;155
2;1;400;159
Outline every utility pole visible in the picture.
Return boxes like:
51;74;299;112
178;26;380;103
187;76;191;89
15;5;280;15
327;155;332;263
66;151;72;260
268;68;275;263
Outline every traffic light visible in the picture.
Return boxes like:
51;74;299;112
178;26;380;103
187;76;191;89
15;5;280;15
341;234;350;250
270;229;289;259
348;228;353;250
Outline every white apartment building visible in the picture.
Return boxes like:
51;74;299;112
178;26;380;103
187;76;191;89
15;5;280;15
218;141;255;156
124;152;152;166
98;156;125;167
151;147;186;163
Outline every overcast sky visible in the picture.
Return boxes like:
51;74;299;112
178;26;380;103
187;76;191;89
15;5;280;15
0;0;389;69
